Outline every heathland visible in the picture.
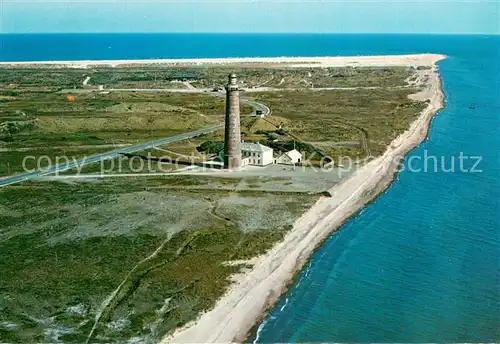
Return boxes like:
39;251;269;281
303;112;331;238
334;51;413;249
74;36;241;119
0;54;444;343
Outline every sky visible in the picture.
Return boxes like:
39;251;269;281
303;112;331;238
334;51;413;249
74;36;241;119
1;0;499;34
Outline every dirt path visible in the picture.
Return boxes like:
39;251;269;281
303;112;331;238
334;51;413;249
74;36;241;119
85;236;174;343
182;81;196;89
254;76;275;88
330;119;372;157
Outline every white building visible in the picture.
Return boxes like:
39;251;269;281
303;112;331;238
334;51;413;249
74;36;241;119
275;149;303;165
241;142;274;166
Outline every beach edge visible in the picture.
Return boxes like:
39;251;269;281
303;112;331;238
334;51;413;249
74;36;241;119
0;53;446;68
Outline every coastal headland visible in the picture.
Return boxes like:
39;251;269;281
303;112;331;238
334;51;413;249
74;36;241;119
0;53;445;343
162;53;446;343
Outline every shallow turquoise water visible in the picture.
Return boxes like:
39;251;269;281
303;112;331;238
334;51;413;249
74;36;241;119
1;33;498;342
253;36;500;342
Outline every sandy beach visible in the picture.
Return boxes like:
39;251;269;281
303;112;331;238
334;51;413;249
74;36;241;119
0;53;445;68
157;53;446;343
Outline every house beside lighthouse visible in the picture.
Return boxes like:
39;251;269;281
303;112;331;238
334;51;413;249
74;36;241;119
220;73;301;169
241;142;274;166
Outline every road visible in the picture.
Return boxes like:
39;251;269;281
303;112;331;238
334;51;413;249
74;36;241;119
0;126;222;188
61;86;270;117
0;96;271;188
243;98;271;117
63;85;401;94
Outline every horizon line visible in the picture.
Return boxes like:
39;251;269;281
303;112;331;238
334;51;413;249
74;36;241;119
1;32;499;36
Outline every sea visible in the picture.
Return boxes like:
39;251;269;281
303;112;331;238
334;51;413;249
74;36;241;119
1;34;499;342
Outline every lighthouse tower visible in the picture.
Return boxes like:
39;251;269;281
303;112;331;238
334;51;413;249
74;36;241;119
223;73;242;169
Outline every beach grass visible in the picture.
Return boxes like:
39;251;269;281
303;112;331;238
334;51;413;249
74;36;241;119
0;65;412;90
247;88;426;160
0;177;317;343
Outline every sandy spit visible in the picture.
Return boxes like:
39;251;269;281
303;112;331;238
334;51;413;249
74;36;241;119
0;54;445;68
161;54;446;343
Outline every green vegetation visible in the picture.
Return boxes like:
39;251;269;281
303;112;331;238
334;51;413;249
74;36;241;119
196;140;224;154
1;65;422;172
0;147;112;175
0;91;226;145
247;88;426;160
0;65;411;90
0;68;88;88
0;63;428;343
188;65;413;89
0;178;317;343
254;131;320;155
0;89;229;174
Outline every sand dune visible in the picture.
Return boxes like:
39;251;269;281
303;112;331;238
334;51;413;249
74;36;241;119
0;54;445;68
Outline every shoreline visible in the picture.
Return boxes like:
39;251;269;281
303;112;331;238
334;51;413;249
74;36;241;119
162;54;446;343
0;53;445;68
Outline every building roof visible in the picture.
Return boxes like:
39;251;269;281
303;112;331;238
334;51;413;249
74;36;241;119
276;149;303;160
241;142;273;153
285;149;302;159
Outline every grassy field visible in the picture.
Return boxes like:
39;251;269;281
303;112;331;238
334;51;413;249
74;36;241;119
0;89;243;174
0;65;412;90
0;91;227;145
1;66;273;174
0;64;428;343
0;177;317;343
177;87;426;162
1;65;422;171
243;88;426;161
0;146;114;176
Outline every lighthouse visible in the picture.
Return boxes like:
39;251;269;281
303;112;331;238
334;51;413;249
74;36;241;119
223;73;242;169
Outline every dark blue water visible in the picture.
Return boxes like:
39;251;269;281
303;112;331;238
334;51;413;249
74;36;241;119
1;34;498;342
0;33;497;62
249;36;500;342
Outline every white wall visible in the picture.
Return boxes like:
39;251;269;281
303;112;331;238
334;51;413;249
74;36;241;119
261;150;274;166
241;148;273;166
276;154;292;165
